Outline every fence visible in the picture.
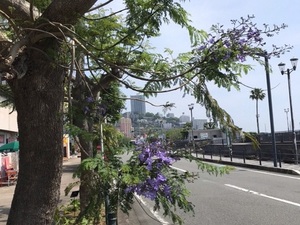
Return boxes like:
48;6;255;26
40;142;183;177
173;140;300;167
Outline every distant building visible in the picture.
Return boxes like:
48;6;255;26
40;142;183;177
166;113;175;118
122;112;131;118
0;96;18;146
189;129;223;141
0;96;19;175
179;113;190;123
193;119;207;130
163;123;173;129
130;95;146;115
119;117;133;138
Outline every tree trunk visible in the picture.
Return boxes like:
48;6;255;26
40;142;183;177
256;99;260;134
74;117;95;211
7;43;65;225
72;81;96;212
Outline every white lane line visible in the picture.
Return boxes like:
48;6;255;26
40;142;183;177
135;194;169;224
170;165;187;172
225;184;300;207
241;169;300;180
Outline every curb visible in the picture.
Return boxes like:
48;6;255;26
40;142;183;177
199;158;300;176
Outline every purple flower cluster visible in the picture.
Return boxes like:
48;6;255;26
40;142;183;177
86;96;94;103
195;16;286;64
126;174;172;201
126;141;175;201
83;96;107;117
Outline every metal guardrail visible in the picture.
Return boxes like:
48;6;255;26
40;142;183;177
172;140;300;167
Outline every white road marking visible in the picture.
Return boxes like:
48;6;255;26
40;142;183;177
240;168;300;180
225;184;300;207
135;194;169;224
170;165;187;172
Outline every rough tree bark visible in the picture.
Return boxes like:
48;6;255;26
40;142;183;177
0;1;97;224
7;40;65;225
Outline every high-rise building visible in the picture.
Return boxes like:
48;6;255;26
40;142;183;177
130;95;146;115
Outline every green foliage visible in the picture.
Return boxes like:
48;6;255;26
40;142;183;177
125;0;191;37
249;88;266;101
153;168;195;225
68;154;121;224
101;82;126;123
196;160;233;176
33;0;52;12
54;199;91;225
102;124;126;154
166;128;185;141
65;124;96;143
144;112;155;117
204;121;216;129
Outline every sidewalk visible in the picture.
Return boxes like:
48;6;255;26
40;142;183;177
0;156;81;225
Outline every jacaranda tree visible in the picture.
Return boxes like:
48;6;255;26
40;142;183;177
0;0;291;224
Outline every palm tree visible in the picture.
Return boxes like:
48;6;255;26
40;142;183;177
249;88;266;134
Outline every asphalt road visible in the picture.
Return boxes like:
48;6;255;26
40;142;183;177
136;158;300;225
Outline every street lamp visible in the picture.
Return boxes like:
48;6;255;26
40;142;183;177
284;108;290;132
188;103;195;155
278;57;299;164
160;120;164;141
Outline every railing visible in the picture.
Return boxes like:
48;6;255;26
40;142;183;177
172;140;300;167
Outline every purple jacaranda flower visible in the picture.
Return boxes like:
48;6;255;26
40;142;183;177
237;54;246;62
163;185;171;196
238;38;247;45
208;37;215;44
86;96;94;103
254;36;263;42
125;186;134;193
145;158;153;170
223;40;231;48
143;190;157;200
127;140;180;201
197;45;206;51
157;174;167;182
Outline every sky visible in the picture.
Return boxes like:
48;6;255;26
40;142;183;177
108;0;300;132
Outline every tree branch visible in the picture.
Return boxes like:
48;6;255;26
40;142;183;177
41;0;97;25
0;0;39;22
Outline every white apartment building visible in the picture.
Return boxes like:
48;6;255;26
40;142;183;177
0;96;18;145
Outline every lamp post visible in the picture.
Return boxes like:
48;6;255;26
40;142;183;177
278;57;299;164
263;54;278;167
160;120;163;141
284;108;290;132
188;103;195;155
